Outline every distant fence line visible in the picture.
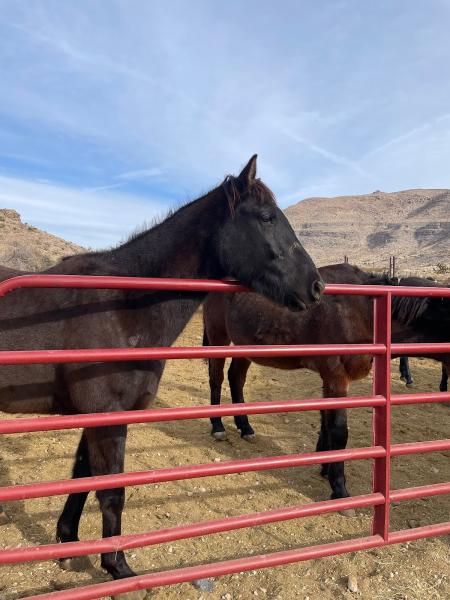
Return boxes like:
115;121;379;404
339;256;449;282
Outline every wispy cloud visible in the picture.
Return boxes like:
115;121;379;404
363;113;450;159
116;168;164;181
0;0;449;246
0;175;162;248
82;183;124;193
281;129;373;180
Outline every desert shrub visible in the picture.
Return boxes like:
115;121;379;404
434;262;449;275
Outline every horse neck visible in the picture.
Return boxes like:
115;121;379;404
106;187;225;279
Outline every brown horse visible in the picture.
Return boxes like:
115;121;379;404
0;155;323;595
203;263;450;502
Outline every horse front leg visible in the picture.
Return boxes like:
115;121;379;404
57;432;92;571
318;375;350;502
208;357;228;440
228;357;253;440
84;424;146;599
324;407;350;500
316;409;329;478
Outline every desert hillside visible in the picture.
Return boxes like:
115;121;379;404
0;209;83;271
2;189;449;277
285;189;450;276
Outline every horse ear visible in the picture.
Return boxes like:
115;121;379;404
237;155;257;187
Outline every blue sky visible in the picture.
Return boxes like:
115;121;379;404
1;1;450;248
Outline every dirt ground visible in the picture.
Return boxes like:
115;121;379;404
0;310;448;600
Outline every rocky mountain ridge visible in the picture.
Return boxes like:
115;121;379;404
0;208;83;271
284;189;450;276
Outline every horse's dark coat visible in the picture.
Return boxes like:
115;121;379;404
401;356;448;390
0;156;322;586
396;277;450;391
203;263;450;500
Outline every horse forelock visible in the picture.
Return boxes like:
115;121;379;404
222;176;276;219
252;179;277;205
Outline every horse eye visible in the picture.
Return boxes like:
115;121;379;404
261;213;274;223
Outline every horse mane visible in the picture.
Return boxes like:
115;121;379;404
114;175;276;252
392;295;431;325
392;276;443;325
343;266;443;326
364;272;392;285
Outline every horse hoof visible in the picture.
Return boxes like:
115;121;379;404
242;433;256;443
212;430;228;441
59;555;92;572
0;510;9;525
340;508;357;518
113;590;148;600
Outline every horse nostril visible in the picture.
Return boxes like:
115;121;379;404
311;279;324;302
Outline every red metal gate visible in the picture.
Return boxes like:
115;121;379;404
0;274;449;600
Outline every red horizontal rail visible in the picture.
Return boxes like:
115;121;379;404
390;439;450;456
31;535;386;600
1;275;449;298
388;521;450;544
390;481;450;503
392;391;450;405
2;341;449;366
0;275;247;297
0;393;446;436
2;439;446;503
28;523;450;600
0;274;448;599
3;480;449;567
391;342;450;355
325;283;450;297
0;493;384;565
0;392;446;436
0;446;385;502
0;343;387;365
0;396;385;435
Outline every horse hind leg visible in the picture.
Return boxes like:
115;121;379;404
404;357;414;387
439;364;448;393
56;432;93;572
228;357;254;440
399;357;414;387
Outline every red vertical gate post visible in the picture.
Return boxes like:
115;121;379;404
372;293;392;539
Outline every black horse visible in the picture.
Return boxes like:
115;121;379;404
400;356;448;390
203;264;450;501
396;276;449;391
0;155;323;596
